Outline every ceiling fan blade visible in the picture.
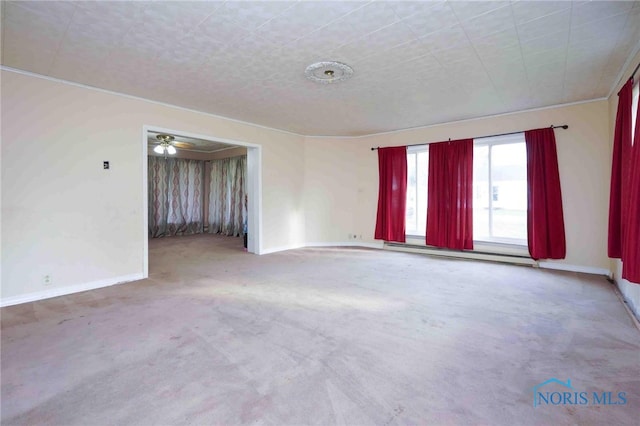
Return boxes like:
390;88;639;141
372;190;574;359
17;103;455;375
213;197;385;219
172;141;195;149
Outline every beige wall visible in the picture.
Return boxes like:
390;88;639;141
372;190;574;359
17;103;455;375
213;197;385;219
1;70;305;301
1;65;628;304
305;99;612;271
608;50;640;317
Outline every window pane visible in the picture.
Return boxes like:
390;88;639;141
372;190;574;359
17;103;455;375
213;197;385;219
416;151;428;236
490;143;527;241
405;153;417;233
473;145;490;239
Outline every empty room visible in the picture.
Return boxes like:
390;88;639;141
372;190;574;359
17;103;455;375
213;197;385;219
2;1;640;425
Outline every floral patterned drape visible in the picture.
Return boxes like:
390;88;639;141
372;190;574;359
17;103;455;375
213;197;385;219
148;157;204;238
208;156;246;236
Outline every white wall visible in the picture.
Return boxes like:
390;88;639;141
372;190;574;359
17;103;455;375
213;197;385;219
1;70;305;303
608;50;640;318
304;100;612;273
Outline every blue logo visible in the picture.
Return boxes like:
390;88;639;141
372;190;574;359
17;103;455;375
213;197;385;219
533;378;627;407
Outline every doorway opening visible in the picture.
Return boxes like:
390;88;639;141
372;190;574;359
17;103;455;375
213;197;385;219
141;126;262;277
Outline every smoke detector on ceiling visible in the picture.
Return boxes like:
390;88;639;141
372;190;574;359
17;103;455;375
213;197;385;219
304;61;354;84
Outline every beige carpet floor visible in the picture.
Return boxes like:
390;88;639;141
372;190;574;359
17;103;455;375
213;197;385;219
1;234;639;425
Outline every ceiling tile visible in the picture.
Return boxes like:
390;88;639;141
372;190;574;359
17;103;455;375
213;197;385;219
527;67;566;92
523;47;567;70
569;13;628;45
401;1;457;37
214;1;296;31
389;0;446;19
197;14;252;45
66;8;139;47
335;1;400;35
288;18;362;57
471;27;520;57
139;1;222;36
511;1;571;26
520;32;569;57
460;5;515;40
156;33;227;69
567;38;616;63
516;8;571;42
432;43;478;65
6;0;77;21
570;0;634;28
53;38;111;65
2;2;70;73
331;21;417;63
487;61;528;86
364;38;431;66
250;1;366;47
449;1;510;22
475;44;522;64
419;24;469;52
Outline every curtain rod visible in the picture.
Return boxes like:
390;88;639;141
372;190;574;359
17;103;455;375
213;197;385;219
370;125;569;151
632;61;640;80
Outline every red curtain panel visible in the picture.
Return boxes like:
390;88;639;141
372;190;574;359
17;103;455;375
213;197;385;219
426;139;473;250
608;78;634;258
622;88;640;284
374;146;407;242
525;128;566;260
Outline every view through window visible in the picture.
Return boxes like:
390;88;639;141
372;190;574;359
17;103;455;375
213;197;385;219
405;133;528;246
405;147;428;236
473;134;527;245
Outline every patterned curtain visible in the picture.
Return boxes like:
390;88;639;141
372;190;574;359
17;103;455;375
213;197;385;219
148;157;204;238
208;156;247;236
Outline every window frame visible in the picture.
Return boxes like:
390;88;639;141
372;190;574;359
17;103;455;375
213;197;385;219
473;133;528;247
632;78;639;146
405;144;428;237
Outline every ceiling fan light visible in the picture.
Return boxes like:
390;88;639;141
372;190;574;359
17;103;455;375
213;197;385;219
154;145;165;154
167;145;177;155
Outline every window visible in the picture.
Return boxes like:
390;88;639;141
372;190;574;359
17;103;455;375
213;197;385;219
405;146;428;236
633;79;639;146
473;134;527;245
404;134;527;246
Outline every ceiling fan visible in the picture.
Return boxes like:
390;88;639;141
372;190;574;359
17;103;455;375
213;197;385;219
152;134;195;155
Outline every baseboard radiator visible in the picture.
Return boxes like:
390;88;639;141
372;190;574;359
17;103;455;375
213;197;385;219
384;242;536;266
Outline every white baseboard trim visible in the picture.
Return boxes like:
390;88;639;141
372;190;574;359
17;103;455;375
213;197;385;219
305;241;384;249
0;273;144;307
260;241;384;255
538;262;610;277
611;278;640;329
385;244;536;266
259;244;305;255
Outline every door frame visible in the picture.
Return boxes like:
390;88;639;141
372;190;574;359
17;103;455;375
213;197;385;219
142;125;263;278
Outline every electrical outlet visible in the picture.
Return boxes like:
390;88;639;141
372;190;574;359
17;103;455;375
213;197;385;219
348;233;353;239
43;275;52;286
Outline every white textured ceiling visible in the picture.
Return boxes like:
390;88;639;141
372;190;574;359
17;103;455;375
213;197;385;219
2;1;640;136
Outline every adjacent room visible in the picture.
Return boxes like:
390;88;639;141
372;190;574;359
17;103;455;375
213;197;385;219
146;130;250;251
2;1;640;425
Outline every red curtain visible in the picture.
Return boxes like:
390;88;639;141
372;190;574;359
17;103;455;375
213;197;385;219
426;139;473;250
608;79;634;258
374;146;407;242
525;128;566;260
622;83;640;284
